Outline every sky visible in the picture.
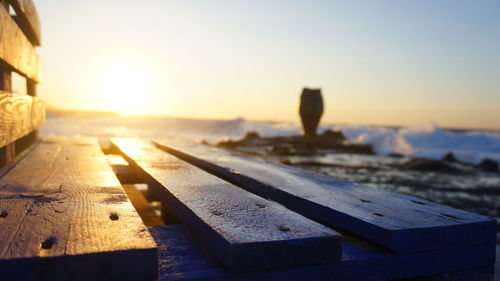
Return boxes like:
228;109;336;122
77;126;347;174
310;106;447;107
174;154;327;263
31;0;500;129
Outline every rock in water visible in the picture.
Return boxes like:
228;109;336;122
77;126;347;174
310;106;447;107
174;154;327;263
401;158;461;174
479;158;499;173
443;152;457;162
299;88;324;137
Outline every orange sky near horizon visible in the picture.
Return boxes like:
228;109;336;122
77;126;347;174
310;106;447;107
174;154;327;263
34;0;500;129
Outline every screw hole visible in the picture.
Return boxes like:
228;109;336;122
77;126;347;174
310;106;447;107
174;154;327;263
0;211;8;218
41;237;56;249
373;213;384;217
211;210;223;216
278;226;290;232
360;199;371;203
109;213;119;220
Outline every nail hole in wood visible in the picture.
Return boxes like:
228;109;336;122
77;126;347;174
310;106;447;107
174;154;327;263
109;213;119;220
0;211;7;218
41;237;56;250
360;199;371;203
373;213;384;217
442;213;459;220
65;157;69;160
278;226;290;232
211;210;223;216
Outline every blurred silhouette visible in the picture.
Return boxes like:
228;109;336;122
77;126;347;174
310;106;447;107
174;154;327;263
299;88;324;137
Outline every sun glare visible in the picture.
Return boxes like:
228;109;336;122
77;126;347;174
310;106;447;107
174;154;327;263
98;60;153;115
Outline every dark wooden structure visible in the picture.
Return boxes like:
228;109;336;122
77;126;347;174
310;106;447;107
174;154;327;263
0;1;496;280
0;0;43;167
0;2;158;280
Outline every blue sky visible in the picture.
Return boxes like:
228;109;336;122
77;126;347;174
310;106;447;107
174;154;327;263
35;0;500;128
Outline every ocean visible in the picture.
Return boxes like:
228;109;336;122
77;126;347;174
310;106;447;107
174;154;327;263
41;114;500;243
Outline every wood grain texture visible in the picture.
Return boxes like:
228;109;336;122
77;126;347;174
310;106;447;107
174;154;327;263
0;137;158;281
112;138;342;273
7;0;41;46
153;140;497;254
0;3;40;81
0;92;45;148
151;224;495;281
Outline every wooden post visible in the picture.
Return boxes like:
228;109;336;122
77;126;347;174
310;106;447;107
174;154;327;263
0;4;15;165
0;69;15;167
23;78;39;153
27;79;37;96
0;71;12;92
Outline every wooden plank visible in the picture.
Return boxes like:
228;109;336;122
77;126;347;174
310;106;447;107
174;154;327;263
0;92;45;148
0;3;40;81
149;225;229;281
7;0;41;46
111;138;342;273
0;70;15;167
153;140;497;254
0;138;158;281
151;225;495;281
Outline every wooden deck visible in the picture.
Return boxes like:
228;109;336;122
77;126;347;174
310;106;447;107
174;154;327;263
112;138;495;280
0;137;495;280
1;0;494;279
152;140;496;253
0;138;157;281
111;138;342;273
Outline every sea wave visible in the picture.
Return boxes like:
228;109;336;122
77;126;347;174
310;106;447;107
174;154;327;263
41;116;500;164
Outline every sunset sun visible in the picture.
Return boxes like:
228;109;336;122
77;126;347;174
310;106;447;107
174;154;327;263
98;61;153;115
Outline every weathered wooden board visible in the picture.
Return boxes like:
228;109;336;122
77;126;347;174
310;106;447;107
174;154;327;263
0;92;45;148
0;3;40;81
7;0;41;46
151;224;495;281
153;140;497;254
149;225;228;281
0;138;158;281
111;138;342;273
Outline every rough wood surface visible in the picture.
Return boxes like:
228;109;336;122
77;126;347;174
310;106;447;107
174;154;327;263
112;138;342;273
149;225;227;281
153;140;497;254
7;0;41;46
150;224;495;281
0;137;158;281
0;92;45;148
0;4;40;81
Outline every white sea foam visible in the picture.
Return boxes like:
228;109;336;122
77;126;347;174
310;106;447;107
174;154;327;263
41;116;500;164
